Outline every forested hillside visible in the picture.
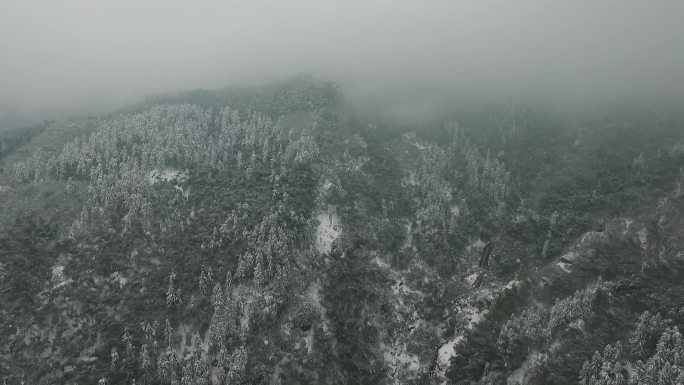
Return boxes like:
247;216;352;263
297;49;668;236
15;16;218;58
2;77;684;385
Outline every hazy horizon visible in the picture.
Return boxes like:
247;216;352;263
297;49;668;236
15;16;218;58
2;1;684;126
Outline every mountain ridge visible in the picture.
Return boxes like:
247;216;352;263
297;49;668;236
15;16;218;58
1;77;684;385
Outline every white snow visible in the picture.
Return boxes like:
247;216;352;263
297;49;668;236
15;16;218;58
504;280;521;290
637;228;648;249
109;272;128;288
303;329;314;354
392;280;425;298
402;172;418;187
240;302;252;333
148;168;187;185
51;265;65;281
435;303;488;384
372;256;391;270
315;210;340;254
382;342;420;378
464;305;485;329
375;254;428;383
508;351;546;385
560;251;578;262
465;272;479;286
450;205;460;217
466;239;486;252
306;282;329;333
177;323;193;354
374;258;425;299
402;223;416;252
577;231;607;247
556;262;572;273
437;335;464;366
50;265;72;289
549;340;562;353
408;316;425;333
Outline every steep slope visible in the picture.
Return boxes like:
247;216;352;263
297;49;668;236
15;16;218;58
1;80;684;385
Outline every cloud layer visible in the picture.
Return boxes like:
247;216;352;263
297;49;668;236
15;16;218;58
1;1;683;121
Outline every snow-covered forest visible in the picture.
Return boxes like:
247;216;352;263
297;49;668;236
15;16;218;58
2;2;684;384
2;77;684;385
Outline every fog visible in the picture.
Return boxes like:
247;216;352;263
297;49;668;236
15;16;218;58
1;1;683;126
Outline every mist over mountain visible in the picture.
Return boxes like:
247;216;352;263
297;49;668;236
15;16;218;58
2;2;684;385
2;1;684;125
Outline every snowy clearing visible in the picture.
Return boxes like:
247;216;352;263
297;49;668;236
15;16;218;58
315;210;340;254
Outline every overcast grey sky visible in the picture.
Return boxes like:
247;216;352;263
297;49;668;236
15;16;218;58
1;1;683;121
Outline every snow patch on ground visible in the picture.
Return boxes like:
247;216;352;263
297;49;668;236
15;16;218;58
450;205;460;217
306;282;329;333
437;335;464;369
382;341;420;382
556;262;572;273
303;329;314;354
51;265;72;289
465;272;479;286
402;172;418;187
374;256;425;299
577;231;608;247
464;305;486;329
51;265;65;281
402;223;416;251
408;316;425;333
508;351;546;385
504;280;521;290
239;292;255;337
637;228;648;249
149;168;190;197
435;303;488;384
109;272;128;288
374;255;428;383
560;251;578;263
372;256;391;270
177;323;198;355
622;218;634;235
392;280;424;298
466;239;486;252
316;209;340;254
149;168;187;185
